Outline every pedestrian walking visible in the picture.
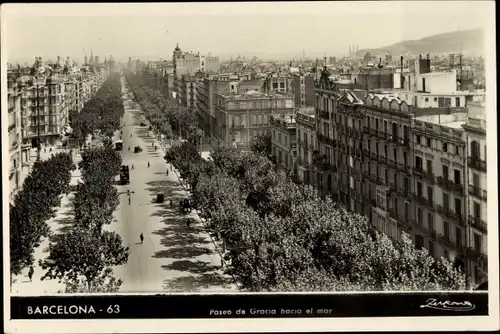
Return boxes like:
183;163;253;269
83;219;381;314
170;200;173;208
147;161;150;168
128;196;131;205
140;233;144;244
152;142;154;147
44;148;46;153
28;266;34;282
131;164;135;170
128;146;130;151
130;134;132;137
50;147;52;152
166;169;169;176
186;218;191;228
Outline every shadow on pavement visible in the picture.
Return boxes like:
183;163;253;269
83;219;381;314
162;272;233;292
162;259;220;275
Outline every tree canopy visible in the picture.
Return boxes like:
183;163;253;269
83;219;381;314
40;75;129;292
10;152;75;275
165;141;468;291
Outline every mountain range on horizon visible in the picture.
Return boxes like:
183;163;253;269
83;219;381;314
217;28;486;61
356;28;485;58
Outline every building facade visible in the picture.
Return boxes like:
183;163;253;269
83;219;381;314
214;91;294;148
295;107;316;185
462;102;487;286
270;114;296;173
292;73;315;107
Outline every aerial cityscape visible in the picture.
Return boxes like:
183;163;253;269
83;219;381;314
5;2;491;294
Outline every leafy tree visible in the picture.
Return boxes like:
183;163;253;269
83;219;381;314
63;267;122;293
39;228;129;289
10;153;75;275
167;143;469;291
250;131;272;157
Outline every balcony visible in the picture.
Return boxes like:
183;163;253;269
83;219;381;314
378;155;388;165
10;141;19;150
355;149;362;159
468;185;487;201
363;149;370;158
412;193;435;210
466;248;488;271
370;128;377;137
468;157;487;172
437;177;463;194
436;205;464;225
371;152;378;160
439;234;455;250
396;136;410;148
363;126;370;135
388;159;397;169
469;216;487;233
397;162;411;174
318;110;330;120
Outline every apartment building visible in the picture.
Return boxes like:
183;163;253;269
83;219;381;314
295;107;316;185
411;114;468;272
462;101;487;286
313;68;487;287
213;90;294;148
196;77;230;141
292;73;315;107
270;114;296;173
8;77;30;201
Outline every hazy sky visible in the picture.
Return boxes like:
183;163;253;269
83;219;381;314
1;2;494;63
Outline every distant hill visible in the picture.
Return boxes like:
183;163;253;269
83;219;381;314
358;29;485;57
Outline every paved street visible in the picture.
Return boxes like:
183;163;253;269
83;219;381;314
105;78;238;293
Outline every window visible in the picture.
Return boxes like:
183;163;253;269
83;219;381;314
454;145;460;156
376;188;387;211
417;182;423;197
443;192;449;209
454;169;461;185
443;142;448;152
433;97;437;102
444;221;450;238
470;140;480;159
427;137;432;147
472;173;479;188
455;97;460;107
404;202;409;218
473;202;481;218
415;235;424;250
426;159;433;173
456;227;462;248
442;165;449;180
428;212;434;230
454;198;462;216
416;134;421;144
444;249;450;260
429;241;434;256
417;207;423;224
393;148;397;162
404;177;410;192
425;97;429;102
428;186;434;202
474;233;481;252
415;156;423;170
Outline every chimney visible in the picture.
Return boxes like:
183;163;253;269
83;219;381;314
400;56;404;89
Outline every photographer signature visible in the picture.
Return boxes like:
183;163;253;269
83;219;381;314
420;298;475;311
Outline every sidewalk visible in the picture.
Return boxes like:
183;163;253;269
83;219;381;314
151;132;240;290
11;151;83;295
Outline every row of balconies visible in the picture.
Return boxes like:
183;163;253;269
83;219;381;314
436;176;464;194
436;205;465;226
468;157;487;172
468;185;487;201
363;126;410;147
